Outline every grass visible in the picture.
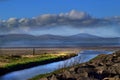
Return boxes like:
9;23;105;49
29;54;104;80
0;53;73;68
89;54;107;62
29;67;69;80
0;52;77;75
29;70;60;80
29;54;80;80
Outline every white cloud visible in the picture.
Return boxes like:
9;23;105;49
67;10;90;20
0;10;120;35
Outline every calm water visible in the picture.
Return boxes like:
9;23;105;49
0;50;113;80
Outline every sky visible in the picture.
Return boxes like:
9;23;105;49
0;0;120;37
0;0;120;19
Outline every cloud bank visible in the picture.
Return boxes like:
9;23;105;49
0;10;120;35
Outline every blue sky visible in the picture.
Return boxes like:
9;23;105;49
0;0;120;19
0;0;120;37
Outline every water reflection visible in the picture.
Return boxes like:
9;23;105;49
0;50;113;80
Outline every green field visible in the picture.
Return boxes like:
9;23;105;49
0;52;77;76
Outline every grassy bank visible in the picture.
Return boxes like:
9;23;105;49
30;50;120;80
29;67;70;80
0;53;77;76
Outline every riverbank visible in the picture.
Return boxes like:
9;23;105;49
0;53;77;76
30;50;120;80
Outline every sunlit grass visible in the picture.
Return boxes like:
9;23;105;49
0;53;76;69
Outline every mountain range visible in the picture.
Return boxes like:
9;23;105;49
0;33;120;47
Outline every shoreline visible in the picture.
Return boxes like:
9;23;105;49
30;50;120;80
0;53;77;76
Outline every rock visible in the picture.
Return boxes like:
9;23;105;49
69;67;75;72
50;75;58;80
115;51;120;56
73;74;81;79
95;66;106;74
106;62;112;66
66;78;76;80
79;72;88;77
38;50;120;80
98;62;104;66
39;78;48;80
75;68;88;77
107;63;120;74
114;75;120;78
63;70;73;78
118;57;120;61
103;77;120;80
86;62;96;68
77;77;97;80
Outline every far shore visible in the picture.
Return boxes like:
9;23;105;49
0;46;119;56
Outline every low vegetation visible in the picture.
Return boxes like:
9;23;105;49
30;50;120;80
0;52;77;76
29;68;64;80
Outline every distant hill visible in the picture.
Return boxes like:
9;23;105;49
0;33;120;47
69;33;101;39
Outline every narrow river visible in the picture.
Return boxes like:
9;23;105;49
0;50;113;80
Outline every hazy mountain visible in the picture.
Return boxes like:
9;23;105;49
0;33;119;47
69;33;101;39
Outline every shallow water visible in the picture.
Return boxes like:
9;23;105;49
0;50;113;80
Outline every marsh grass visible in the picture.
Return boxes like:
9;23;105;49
0;53;72;68
30;54;83;80
0;53;77;76
29;67;70;80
